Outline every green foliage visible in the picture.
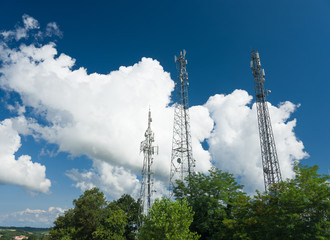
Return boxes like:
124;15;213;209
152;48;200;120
174;167;245;240
49;188;137;240
48;164;329;240
92;202;127;240
229;164;330;240
72;188;107;239
28;234;39;240
0;227;49;240
138;197;200;240
49;208;76;239
40;235;51;240
116;194;142;239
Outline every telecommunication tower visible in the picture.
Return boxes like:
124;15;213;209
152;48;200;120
169;50;195;196
139;109;158;215
250;50;282;191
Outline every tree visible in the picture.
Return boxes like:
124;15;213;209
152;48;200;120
229;164;330;240
116;194;142;240
49;208;76;240
174;167;245;239
138;197;200;240
72;188;107;239
41;235;51;240
49;188;128;240
92;202;127;240
28;235;39;240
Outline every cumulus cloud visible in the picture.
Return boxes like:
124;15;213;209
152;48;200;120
189;106;214;173
45;22;63;38
0;33;213;197
1;14;39;41
0;15;308;198
0;14;62;42
205;90;308;193
66;160;141;200
0;207;64;227
0;42;173;169
0;119;51;193
66;158;171;201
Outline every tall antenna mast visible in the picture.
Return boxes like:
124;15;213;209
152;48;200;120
169;50;195;196
140;109;158;215
250;50;282;191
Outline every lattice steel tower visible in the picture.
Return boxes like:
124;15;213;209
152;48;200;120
140;109;158;215
250;50;282;191
169;50;195;196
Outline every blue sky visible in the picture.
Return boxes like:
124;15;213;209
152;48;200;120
0;0;329;227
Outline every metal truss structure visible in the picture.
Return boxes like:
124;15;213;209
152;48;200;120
169;50;195;197
250;50;282;191
139;109;158;215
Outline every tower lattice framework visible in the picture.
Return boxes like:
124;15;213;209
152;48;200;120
140;109;158;215
250;50;282;191
169;50;195;196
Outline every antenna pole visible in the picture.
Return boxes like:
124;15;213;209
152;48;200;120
169;50;195;197
140;109;158;215
250;50;282;191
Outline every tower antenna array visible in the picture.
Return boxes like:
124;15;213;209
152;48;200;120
139;109;158;215
250;50;282;191
169;50;195;196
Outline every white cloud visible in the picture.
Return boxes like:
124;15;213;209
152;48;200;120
0;37;200;198
0;119;51;193
0;16;308;198
45;22;63;38
1;14;39;41
0;14;61;42
66;160;141;200
205;90;309;193
0;37;216;199
190;106;214;173
0;43;174;171
0;207;64;228
22;14;40;30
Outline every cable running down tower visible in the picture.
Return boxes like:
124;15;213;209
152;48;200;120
169;50;195;196
250;50;282;191
139;109;158;215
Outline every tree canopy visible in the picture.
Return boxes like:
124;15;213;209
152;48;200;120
92;202;127;240
174;167;246;239
227;164;330;240
49;188;140;240
49;164;329;240
138;197;200;240
116;194;142;240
